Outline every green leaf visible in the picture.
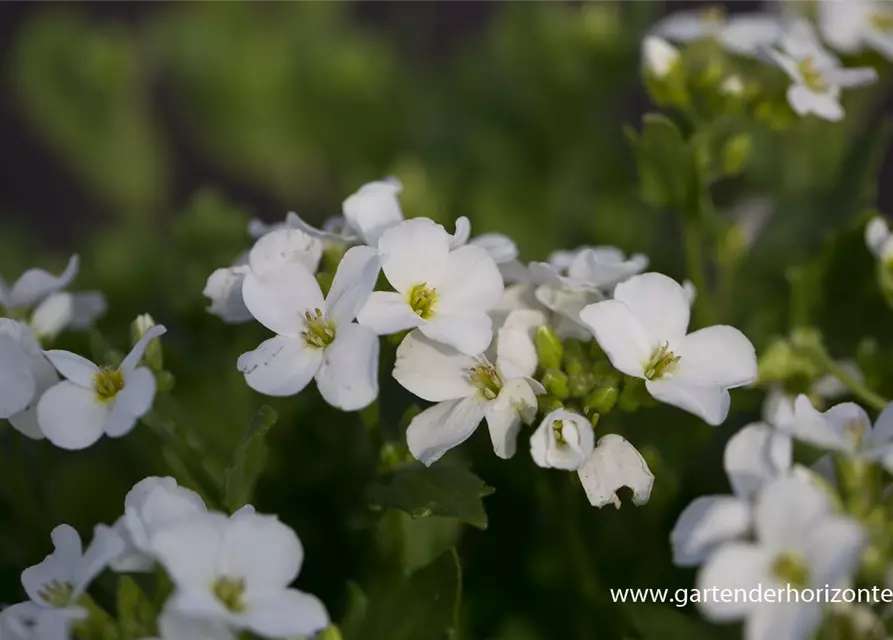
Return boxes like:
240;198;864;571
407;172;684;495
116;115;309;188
116;576;157;640
224;406;279;512
368;465;495;530
628;114;693;211
344;549;462;640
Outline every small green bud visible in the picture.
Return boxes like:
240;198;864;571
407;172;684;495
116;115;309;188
318;627;344;640
156;371;175;393
722;134;751;176
568;370;597;397
131;314;163;373
535;326;563;371
541;369;570;399
564;356;585;379
584;385;618;415
618;377;643;412
537;394;564;414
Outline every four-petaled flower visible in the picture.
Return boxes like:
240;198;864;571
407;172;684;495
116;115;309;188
238;245;382;410
580;272;757;425
0;319;58;439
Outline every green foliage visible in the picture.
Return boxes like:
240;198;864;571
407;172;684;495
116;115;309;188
224;405;279;512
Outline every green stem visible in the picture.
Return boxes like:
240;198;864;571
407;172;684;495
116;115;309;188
808;347;889;412
683;218;714;328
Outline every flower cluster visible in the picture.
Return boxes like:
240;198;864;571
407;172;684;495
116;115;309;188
0;476;327;640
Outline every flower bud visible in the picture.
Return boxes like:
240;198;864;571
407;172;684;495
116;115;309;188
618;377;642;412
537;394;564;414
535;326;563;371
530;409;594;470
585;385;618;415
131;314;163;372
568;370;597;398
722;134;752;176
642;36;680;80
541;369;570;400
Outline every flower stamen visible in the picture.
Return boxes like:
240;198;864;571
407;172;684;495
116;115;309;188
212;576;247;613
408;283;437;320
870;10;893;33
644;342;681;381
94;367;125;403
301;308;336;349
699;5;726;24
552;419;567;446
469;363;503;400
772;552;810;589
38;580;74;608
797;57;829;93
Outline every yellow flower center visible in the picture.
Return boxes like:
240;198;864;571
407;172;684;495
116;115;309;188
700;5;726;24
408;283;437;320
94;367;125;402
797;57;829;93
301;308;336;349
644;342;681;381
772;552;810;588
39;580;74;608
870;10;893;33
552;419;567;446
469;363;502;401
844;418;867;449
212;576;247;613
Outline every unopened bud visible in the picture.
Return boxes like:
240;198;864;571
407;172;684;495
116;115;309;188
537;394;564;414
131;314;163;372
542;369;570;400
722;134;752;176
535;326;564;371
585;385;618;415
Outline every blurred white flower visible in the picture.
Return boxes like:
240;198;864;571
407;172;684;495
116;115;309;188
395;324;542;466
21;524;123;619
819;0;893;60
580;272;757;425
578;434;654;508
653;8;783;56
719;75;745;96
142;606;236;640
103;476;207;573
671;423;791;567
697;476;864;640
37;325;166;450
0;319;58;439
865;215;893;263
0;255;79;315
151;511;329;639
780;396;893;470
203;265;251;324
469;232;529;284
0;602;80;640
768;21;877;122
530;409;594;470
238;245;381;411
642;36;680;78
761;360;864;427
357;218;504;355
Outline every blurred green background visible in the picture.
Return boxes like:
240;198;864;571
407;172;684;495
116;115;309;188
2;2;893;639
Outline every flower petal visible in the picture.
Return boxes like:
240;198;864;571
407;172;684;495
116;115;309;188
242;589;329;639
724;422;791;499
237;336;323;397
670;496;751;567
356;291;424;335
37;381;108;450
496;309;548;379
654;10;719;41
787;85;843;121
695;543;771;621
151;513;228;589
754;476;830;554
577;434;654;508
827;66;878;89
315;323;379;411
31;292;74;341
74;525;126;595
8;255;79;310
325;246;381;326
470;233;518;264
806;516;865;587
779;394;850;452
157;607;236;640
242;264;324;338
112;367;157;423
448;216;472;250
393;330;476;402
248;228;322;276
865;217;890;259
43;350;100;387
579;300;651;378
485;379;537;459
204;267;252;324
435;245;504;316
217;512;302;589
406;396;488;466
612;272;690;345
870;401;893;446
674;325;757;388
0;334;36;419
646;378;730;426
21;524;83;605
121;325;167;374
747;601;823;640
378;218;450;293
342;179;404;247
101;401;139;439
421;313;494;356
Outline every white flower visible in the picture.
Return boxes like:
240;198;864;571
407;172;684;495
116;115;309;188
286;178;405;248
469;232;529;284
671;423;791;567
865;215;893;263
37;325;166;450
530;409;594;470
151;510;329;639
780;396;893;470
0;602;80;640
579;272;757;425
395;321;543;466
238;245;381;411
0;319;58;439
578;434;655;508
357;218;504;356
143;606;236;640
768;20;878;122
204;265;252;324
247;211;302;240
0;255;79;315
642;36;680;78
819;0;893;60
21;524;124;618
103;476;207;573
697;476;864;640
761;360;864;427
653;9;783;56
